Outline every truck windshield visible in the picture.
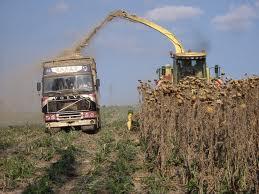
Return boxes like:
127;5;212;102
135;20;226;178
44;74;93;94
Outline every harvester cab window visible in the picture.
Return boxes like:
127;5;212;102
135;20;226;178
175;58;206;81
176;59;194;79
161;66;166;76
195;59;205;78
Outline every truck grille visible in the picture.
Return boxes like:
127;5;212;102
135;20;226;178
47;97;97;112
58;112;82;121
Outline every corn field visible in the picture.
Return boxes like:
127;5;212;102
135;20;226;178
138;77;259;193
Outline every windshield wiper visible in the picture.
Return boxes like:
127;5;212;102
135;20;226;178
45;91;61;94
57;89;80;94
46;89;91;95
74;88;92;92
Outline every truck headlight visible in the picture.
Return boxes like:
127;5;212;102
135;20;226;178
82;111;96;119
45;114;57;121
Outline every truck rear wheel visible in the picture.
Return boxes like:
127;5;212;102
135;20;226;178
81;124;98;134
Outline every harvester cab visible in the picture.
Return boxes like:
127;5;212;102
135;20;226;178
156;51;224;84
172;50;209;83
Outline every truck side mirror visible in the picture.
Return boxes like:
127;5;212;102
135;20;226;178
96;79;100;87
37;82;41;92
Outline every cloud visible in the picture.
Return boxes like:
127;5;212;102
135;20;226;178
49;1;69;14
145;5;203;21
212;5;258;31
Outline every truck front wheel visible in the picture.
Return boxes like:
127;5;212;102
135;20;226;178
45;127;61;134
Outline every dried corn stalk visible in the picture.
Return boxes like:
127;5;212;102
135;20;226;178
138;76;259;193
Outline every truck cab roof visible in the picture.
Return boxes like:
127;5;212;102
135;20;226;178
42;53;96;69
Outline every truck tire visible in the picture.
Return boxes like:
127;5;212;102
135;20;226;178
97;118;101;129
45;127;61;134
81;124;98;134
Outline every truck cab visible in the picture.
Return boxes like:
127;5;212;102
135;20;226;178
38;54;100;133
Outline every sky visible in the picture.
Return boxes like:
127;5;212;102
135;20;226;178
0;0;259;112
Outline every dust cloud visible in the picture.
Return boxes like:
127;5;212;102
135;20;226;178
0;62;42;126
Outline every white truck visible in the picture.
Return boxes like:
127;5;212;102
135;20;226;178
37;53;100;133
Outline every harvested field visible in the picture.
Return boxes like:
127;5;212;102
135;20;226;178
138;77;259;193
0;106;148;193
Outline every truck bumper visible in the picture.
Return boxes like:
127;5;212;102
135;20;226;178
46;119;96;129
